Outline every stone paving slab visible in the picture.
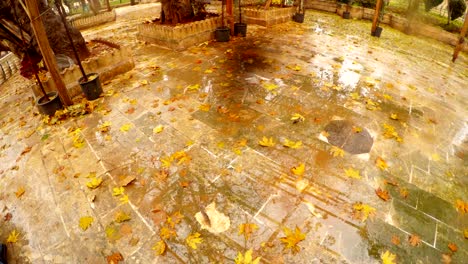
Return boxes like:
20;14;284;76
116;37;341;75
1;6;467;264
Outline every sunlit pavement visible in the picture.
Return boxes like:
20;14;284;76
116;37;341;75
0;4;467;263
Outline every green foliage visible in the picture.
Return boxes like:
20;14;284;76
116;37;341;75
449;0;466;20
424;0;443;11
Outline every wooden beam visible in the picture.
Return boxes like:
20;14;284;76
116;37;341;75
226;0;234;34
452;12;468;62
371;0;383;35
24;0;72;106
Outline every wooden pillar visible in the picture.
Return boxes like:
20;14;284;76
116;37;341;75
371;0;383;35
452;12;468;62
24;0;72;106
227;0;234;34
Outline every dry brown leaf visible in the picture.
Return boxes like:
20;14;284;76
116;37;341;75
376;188;391;201
399;188;409;199
441;253;452;264
408;234;421;247
106;252;124;264
15;186;25;198
455;199;468;214
4;213;12;222
391;235;401;245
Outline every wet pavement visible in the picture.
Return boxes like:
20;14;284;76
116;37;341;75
1;4;467;264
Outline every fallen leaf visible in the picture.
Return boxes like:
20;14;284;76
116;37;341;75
239;223;259;240
106;252;124;264
159;226;177;240
258;136;275;147
119;194;129;204
382;123;403;142
187;84;201;91
330;146;345;157
464;229;468;239
195;202;230;233
115;211;131;223
98;121;112;133
352;126;362;133
140;80;148;85
125;107;135;114
352;202;376;222
280;226;306;254
120;123;132;132
4;213;12;222
79;216;94;231
291;113;305;123
15;186;25;198
153;125;164;134
152;240;167;255
263;82;278;91
448;242;457;252
441;253;452;264
199;104;211;112
376;188;391;201
235;249;261;264
381;250;396;264
376;157;388;170
391;235;401;245
186;232;203;249
344;168;361;179
399;188;409;198
291;163;305;176
112;187;125;196
283;138;302;149
295;178;309;192
120;175;136;187
455;199;468;213
408;234;421;247
86;178;103;189
6;230;19;243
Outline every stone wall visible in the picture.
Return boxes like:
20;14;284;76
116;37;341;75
304;0;468;52
243;7;295;27
70;10;116;30
38;46;135;98
137;17;222;50
0;53;20;85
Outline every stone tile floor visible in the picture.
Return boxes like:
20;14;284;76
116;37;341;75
0;5;467;264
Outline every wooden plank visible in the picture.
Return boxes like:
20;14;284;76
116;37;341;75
24;0;72;105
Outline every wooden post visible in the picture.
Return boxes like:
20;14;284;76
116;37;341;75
24;0;72;106
371;0;383;35
106;0;111;11
226;0;234;34
452;12;468;62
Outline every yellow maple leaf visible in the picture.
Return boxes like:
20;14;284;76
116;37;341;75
187;84;201;91
120;123;132;132
73;136;85;148
86;177;103;189
186;232;203;249
119;194;129;204
6;230;19;243
350;92;360;100
15;186;25;198
291;163;305;176
344;168;361;179
204;69;213;74
199;104;211;112
330;146;345;157
239;223;259;240
159;226;177;240
235;249;261;264
287;64;301;71
140;80;148;85
112;187;125;196
161;156;172;168
291;113;305;123
152;240;167;255
390;113;399;120
283;139;302;149
382;123;403;142
153;125;164;134
258;136;275;147
115;211;131;223
353;202;376;222
79;216;94;231
280;226;306;254
376;157;388;170
381;250;397;264
98;121;112;133
262;82;278;91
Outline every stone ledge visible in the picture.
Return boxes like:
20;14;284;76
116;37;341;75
70;10;116;30
243;7;296;27
305;0;468;52
37;46;135;98
0;53;20;85
137;17;222;50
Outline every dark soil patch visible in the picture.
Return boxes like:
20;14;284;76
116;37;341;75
145;13;219;26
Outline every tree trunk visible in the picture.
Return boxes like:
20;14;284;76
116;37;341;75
160;0;194;24
0;0;89;71
89;0;102;15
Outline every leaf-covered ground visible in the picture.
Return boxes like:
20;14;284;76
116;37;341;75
0;3;467;263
